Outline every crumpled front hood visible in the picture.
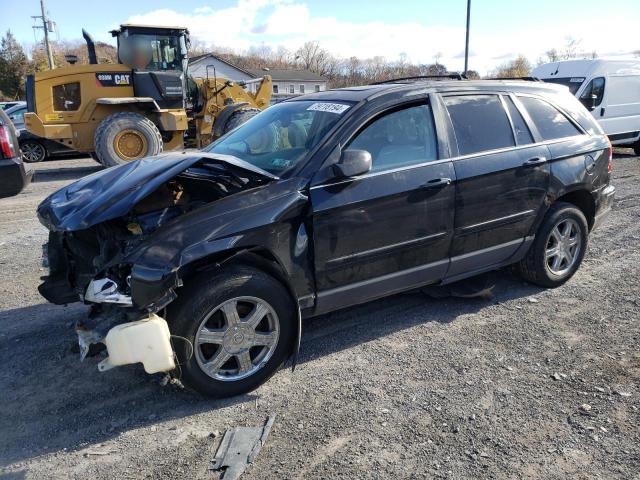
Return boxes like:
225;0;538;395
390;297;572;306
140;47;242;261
37;152;278;231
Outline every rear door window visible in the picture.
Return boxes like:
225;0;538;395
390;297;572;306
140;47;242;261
443;94;515;155
518;96;582;140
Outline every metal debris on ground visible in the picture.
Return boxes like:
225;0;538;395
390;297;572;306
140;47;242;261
210;415;276;479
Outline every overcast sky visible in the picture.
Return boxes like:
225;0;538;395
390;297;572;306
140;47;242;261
5;0;639;74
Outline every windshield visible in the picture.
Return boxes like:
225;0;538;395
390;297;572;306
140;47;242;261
541;77;585;95
119;33;185;71
205;100;353;176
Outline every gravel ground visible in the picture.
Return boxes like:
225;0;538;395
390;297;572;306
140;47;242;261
0;152;638;480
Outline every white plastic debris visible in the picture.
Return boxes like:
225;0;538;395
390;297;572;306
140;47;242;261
98;314;175;374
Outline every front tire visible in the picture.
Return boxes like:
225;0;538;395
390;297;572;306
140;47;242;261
517;202;589;288
222;108;261;133
20;140;47;162
167;265;295;398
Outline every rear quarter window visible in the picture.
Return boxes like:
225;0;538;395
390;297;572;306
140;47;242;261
518;95;583;141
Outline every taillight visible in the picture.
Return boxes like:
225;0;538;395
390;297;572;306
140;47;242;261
606;137;613;173
0;125;16;159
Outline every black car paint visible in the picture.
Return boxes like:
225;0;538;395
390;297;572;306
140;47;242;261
38;80;614;326
37;152;277;232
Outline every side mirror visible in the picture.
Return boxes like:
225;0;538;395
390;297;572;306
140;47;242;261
585;93;598;111
333;149;372;178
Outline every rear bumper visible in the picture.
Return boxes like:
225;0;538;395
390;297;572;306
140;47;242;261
0;156;33;198
592;184;615;231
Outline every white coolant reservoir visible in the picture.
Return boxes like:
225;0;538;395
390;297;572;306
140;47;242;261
98;314;176;374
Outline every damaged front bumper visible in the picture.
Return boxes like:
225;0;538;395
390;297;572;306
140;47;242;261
84;278;132;306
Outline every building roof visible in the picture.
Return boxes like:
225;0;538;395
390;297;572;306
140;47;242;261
247;68;327;82
188;53;255;77
188;54;328;82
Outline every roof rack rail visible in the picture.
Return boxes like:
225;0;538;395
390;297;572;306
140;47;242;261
371;73;467;85
489;76;542;82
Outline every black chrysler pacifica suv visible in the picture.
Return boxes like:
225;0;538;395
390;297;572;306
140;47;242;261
38;78;615;397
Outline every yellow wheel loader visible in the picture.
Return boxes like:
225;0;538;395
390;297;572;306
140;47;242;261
24;25;272;166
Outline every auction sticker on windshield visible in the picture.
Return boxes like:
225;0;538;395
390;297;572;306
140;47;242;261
307;103;350;114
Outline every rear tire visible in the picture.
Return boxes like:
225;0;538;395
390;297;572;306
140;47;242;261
517;202;589;288
167;265;295;398
20;140;47;162
633;143;640;156
94;112;163;167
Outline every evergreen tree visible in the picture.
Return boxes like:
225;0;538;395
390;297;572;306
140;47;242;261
0;30;28;100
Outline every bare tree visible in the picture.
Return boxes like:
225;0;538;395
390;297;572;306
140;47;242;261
561;37;582;60
294;41;334;75
545;48;559;62
465;70;480;80
492;54;532;78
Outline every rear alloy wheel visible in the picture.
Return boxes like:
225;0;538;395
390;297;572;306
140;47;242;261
517;202;589;288
168;265;295;398
544;218;582;277
21;141;47;162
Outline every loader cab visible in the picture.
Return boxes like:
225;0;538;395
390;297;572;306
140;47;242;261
111;24;190;109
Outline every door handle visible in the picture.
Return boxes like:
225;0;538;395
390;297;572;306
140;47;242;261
523;156;547;166
421;177;452;188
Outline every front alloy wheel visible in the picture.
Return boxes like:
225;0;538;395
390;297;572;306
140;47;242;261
195;296;280;381
168;265;295;398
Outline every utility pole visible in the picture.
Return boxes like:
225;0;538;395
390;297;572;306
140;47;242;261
464;0;471;75
33;0;55;69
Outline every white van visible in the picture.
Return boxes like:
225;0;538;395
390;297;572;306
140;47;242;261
532;59;640;153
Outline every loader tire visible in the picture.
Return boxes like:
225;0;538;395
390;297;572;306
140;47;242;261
94;112;163;167
222;108;261;134
223;108;279;152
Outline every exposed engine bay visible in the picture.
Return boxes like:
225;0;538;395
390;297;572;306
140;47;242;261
37;154;278;363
